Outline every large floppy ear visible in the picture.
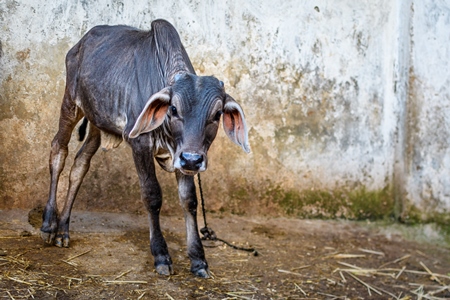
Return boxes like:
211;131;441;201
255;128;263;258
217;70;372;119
222;94;250;153
129;87;171;138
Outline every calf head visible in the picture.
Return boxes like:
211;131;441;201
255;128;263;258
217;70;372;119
129;73;250;175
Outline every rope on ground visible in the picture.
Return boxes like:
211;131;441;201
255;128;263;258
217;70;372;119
197;173;258;256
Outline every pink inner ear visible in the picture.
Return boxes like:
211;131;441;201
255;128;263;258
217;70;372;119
223;113;235;135
224;109;244;144
223;97;250;153
236;119;244;141
142;102;166;129
129;88;171;138
152;102;168;126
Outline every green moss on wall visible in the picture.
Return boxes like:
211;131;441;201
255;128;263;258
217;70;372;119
268;185;449;240
274;185;394;220
348;187;394;220
399;204;450;238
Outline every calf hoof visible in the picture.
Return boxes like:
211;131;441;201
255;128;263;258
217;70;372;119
155;264;174;276
193;268;210;278
40;231;56;245
191;260;210;278
55;235;70;248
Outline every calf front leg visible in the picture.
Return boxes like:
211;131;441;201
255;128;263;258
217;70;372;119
176;171;209;278
131;136;173;276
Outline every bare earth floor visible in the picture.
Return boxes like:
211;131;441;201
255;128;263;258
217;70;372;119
1;209;449;299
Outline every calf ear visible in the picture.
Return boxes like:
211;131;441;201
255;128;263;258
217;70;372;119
223;94;251;153
129;87;171;138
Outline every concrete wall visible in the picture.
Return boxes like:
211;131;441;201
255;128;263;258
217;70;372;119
1;0;449;221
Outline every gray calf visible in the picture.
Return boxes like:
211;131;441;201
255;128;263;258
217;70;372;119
40;19;249;278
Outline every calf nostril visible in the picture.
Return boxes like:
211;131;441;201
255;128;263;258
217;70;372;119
180;155;187;168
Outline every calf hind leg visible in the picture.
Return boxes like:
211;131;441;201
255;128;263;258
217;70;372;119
55;124;101;247
41;96;83;244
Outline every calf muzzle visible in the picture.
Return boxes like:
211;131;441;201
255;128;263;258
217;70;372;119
179;152;204;171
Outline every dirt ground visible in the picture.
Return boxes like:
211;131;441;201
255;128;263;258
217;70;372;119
1;208;449;299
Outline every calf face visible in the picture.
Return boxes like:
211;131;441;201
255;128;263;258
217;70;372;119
129;73;250;175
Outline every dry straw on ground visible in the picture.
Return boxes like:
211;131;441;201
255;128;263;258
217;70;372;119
1;214;449;299
1;237;449;299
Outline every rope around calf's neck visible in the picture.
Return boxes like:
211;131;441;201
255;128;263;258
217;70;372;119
197;173;258;256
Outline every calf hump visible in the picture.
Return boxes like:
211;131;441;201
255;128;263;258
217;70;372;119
151;19;196;80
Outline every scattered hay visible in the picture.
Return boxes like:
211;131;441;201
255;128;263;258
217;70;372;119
1;218;449;299
329;249;450;299
2;244;449;299
0;248;150;299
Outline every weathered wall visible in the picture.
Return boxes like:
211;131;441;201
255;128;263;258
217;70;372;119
402;1;450;219
0;0;449;222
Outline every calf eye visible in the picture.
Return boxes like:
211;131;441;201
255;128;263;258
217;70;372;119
214;110;223;122
170;105;178;117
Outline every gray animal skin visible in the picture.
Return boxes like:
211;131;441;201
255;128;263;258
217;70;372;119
40;19;250;278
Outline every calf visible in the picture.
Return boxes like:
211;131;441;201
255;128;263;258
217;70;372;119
40;19;249;278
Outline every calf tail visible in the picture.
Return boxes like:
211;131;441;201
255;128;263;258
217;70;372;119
78;117;88;141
